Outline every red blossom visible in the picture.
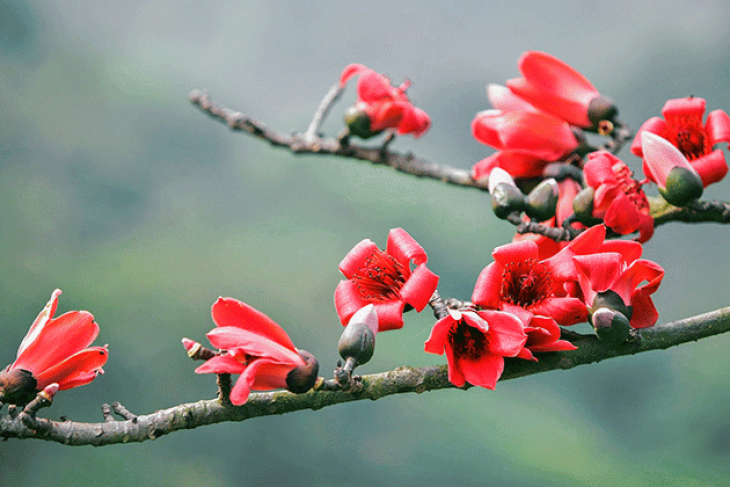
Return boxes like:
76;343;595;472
194;297;310;405
335;228;439;331
472;225;618;327
471;86;579;181
424;309;527;389
506;51;610;129
339;63;431;138
631;96;730;187
573;249;664;329
517;315;577;362
583;151;654;243
0;289;108;405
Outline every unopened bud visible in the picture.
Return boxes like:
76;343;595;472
338;305;378;366
0;367;38;406
38;383;59;403
660;166;704;207
572;187;600;225
591;307;632;344
587;96;618;133
344;106;381;139
525;178;558;221
589;290;633;320
285;350;319;394
543;162;583;183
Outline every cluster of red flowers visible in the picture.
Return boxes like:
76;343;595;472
3;54;729;408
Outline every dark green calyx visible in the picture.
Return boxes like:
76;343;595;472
344;106;381;139
285;350;319;394
587;96;619;132
0;366;38;406
525;179;558;221
543;162;583;183
338;321;376;366
660;166;703;207
491;182;526;220
591;307;632;344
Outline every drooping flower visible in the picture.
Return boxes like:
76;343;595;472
193;297;318;405
339;64;431;138
471;87;579;181
335;228;439;331
631;96;730;186
472;225;616;327
424;309;527;389
573;249;664;330
581;151;654;242
506;51;617;130
0;289;108;406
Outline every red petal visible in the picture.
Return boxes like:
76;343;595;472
334;279;368;325
13;311;98;375
16;289;62;358
630;117;666;157
573;253;623;297
195;355;246;375
458;354;505;390
532;297;588;326
357;70;395;103
472;263;504;309
34;346;108;390
478;309;527;356
444;341;466;387
369;101;406;131
661;96;706;119
338;239;379;278
492;239;540;265
472;151;547;181
399;264;439;312
386;227;428;267
370;300;406;331
339;64;368;87
206;327;302;365
424;313;456;355
486;83;535;111
250;361;295;391
691;150;728;187
397;106;431;138
628;292;659;329
706;109;730;145
211;297;296;351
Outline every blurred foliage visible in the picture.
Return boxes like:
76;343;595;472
2;1;730;486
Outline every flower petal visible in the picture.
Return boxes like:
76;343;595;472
206;326;302;365
338;239;379;278
386;227;428;267
339;64;368;87
478;309;527;356
399;264;439;312
16;289;62;359
641;132;697;187
211;297;297;351
458;354;505;390
706;109;730;146
34;346;108;390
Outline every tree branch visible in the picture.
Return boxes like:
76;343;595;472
4;305;729;446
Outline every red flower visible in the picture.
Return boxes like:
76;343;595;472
472;225;616;327
471;108;579;180
631;96;730;186
573;249;664;329
335;228;439;331
0;289;108;405
517;315;577;361
424;309;527;389
194;297;313;405
506;51;614;129
339;64;431;138
583;151;654;243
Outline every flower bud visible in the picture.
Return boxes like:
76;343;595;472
338;304;378;366
587;96;619;133
285;350;319;394
525;178;558;221
0;366;38;406
344;105;381;139
543;162;583;183
38;383;59;403
590;307;632;344
589;290;633;321
572;186;600;225
659;166;704;207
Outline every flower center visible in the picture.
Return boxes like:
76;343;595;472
612;162;650;211
500;259;553;308
448;319;487;361
665;114;710;161
352;250;406;301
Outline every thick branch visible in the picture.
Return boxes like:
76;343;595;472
4;306;729;446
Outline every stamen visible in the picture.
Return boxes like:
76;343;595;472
352;250;406;301
500;259;553;308
448;319;487;361
665;114;710;160
612;162;650;211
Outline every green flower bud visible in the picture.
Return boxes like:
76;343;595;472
344;106;381;139
525;178;558;221
572;187;601;225
587;96;619;133
659;166;704;207
338;305;378;366
589;290;633;320
591;307;632;344
0;366;38;406
491;182;526;219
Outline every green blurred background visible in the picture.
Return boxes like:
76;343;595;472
2;1;730;486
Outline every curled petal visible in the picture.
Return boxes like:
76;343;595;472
338;239;379;278
398;264;439;312
16;289;63;359
706;109;730;145
339;64;368;87
386;227;428;267
691;150;728;187
212;297;296;351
